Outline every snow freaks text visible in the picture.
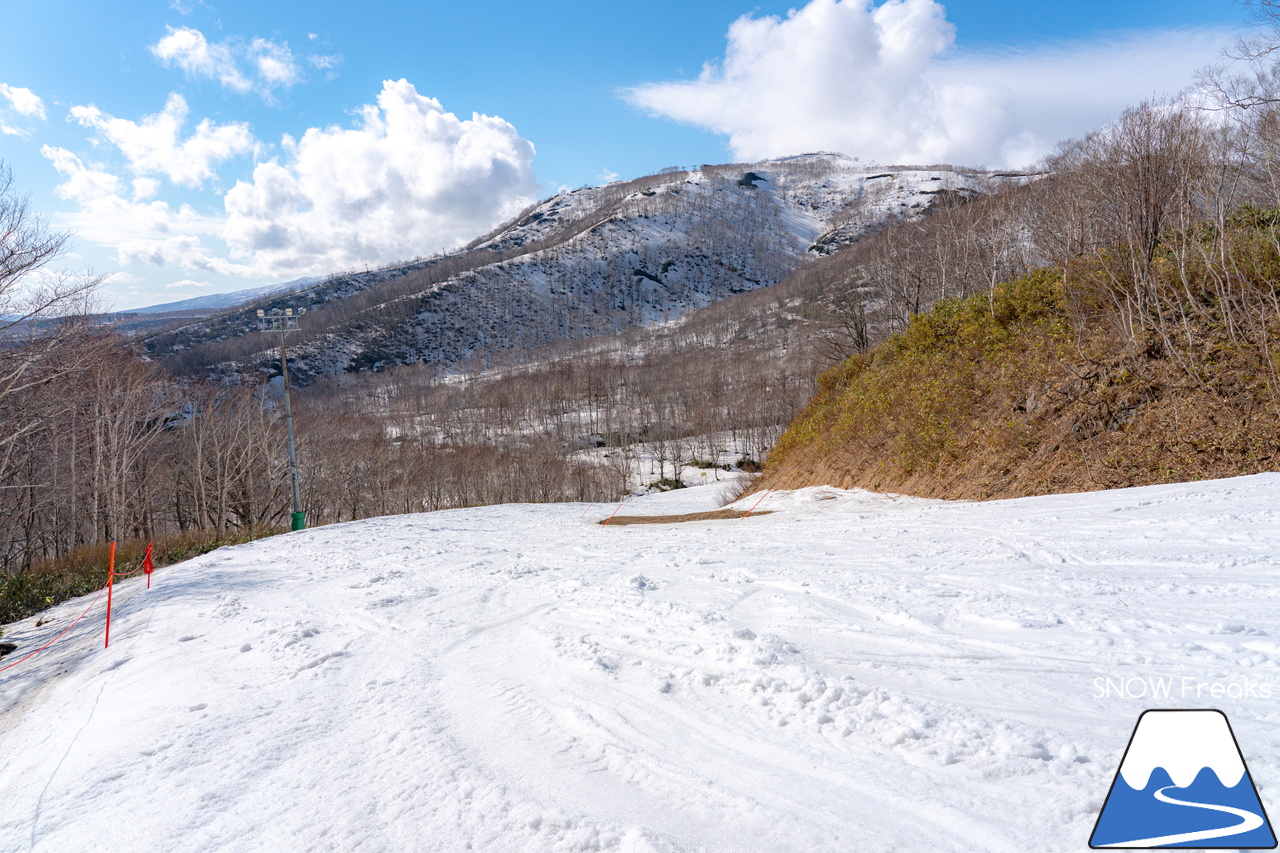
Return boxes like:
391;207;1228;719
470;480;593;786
1093;676;1274;701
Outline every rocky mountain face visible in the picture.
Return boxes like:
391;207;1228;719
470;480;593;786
148;154;1015;383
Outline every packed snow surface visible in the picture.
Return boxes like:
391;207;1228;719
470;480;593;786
4;476;1280;852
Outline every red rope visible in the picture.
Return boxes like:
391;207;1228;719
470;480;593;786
112;546;153;579
0;579;110;674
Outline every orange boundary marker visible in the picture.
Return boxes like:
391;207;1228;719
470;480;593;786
1;540;157;675
104;542;115;649
601;499;627;526
741;490;771;520
111;542;155;582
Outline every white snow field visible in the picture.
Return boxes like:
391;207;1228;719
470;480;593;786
3;475;1280;852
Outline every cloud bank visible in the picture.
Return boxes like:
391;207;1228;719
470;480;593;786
47;81;537;279
150;27;338;100
625;0;1234;168
220;79;537;275
70;94;255;188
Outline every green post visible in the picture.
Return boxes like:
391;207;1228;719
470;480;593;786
291;511;306;531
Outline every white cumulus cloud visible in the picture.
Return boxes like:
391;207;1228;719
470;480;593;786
220;78;537;276
43;80;537;280
150;26;332;100
116;234;225;271
41;146;123;202
42;145;227;270
251;38;301;89
70;93;255;188
151;27;252;93
0;83;46;119
625;0;1234;168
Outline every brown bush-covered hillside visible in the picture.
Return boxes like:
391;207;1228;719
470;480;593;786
757;266;1280;502
756;63;1280;502
761;237;1280;501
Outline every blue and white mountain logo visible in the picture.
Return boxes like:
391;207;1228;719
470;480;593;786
1090;709;1276;848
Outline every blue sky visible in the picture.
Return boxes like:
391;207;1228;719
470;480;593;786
0;0;1249;309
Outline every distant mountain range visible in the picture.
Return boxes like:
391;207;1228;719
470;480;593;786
124;276;326;315
143;154;1025;383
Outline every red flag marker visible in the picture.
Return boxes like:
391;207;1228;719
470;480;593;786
143;542;154;589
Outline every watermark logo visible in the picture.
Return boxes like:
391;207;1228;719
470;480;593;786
1090;709;1276;849
1093;676;1273;701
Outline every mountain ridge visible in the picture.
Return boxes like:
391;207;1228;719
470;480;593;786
145;153;1026;383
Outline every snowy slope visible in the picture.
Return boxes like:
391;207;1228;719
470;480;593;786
5;475;1278;852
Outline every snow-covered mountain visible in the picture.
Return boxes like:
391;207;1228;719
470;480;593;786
126;276;325;315
146;154;1023;381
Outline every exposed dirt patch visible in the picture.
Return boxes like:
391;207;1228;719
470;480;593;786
600;509;773;526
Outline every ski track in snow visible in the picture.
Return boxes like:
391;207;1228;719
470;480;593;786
4;476;1280;851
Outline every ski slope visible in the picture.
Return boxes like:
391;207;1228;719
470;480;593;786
3;476;1280;852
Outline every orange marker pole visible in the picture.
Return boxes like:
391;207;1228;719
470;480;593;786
104;542;115;649
601;499;627;526
741;490;771;520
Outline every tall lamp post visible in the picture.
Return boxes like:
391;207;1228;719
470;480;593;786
258;307;307;531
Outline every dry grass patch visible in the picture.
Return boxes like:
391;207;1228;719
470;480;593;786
600;509;773;525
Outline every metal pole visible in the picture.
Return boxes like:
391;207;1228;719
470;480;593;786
280;331;305;531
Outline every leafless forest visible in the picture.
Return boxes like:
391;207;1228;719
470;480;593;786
0;220;817;579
